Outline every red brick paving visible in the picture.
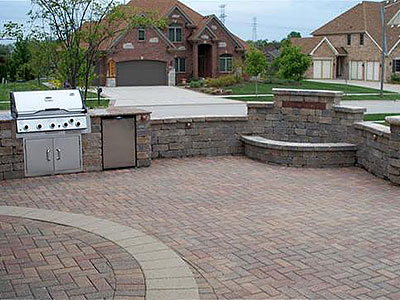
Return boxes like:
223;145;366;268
1;156;400;299
0;216;145;300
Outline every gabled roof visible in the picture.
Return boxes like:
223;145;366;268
311;1;400;53
291;37;323;54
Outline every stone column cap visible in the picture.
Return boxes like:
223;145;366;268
386;116;400;125
272;88;344;97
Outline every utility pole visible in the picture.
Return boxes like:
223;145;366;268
219;4;227;24
380;6;387;97
252;17;258;42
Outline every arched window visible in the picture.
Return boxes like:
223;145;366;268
108;60;116;78
219;54;233;73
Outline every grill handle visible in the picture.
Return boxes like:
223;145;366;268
46;149;52;162
56;148;61;161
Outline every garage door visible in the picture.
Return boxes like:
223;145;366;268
116;60;167;86
313;60;332;79
366;61;380;81
350;61;364;80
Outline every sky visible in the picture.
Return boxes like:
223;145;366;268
0;0;361;43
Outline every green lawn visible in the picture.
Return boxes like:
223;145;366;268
364;113;400;122
0;81;109;110
0;81;49;100
227;81;392;95
228;94;400;102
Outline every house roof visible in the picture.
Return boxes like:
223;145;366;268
312;1;400;52
98;0;247;51
291;37;323;54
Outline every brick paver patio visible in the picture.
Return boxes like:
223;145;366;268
1;156;400;299
0;216;145;300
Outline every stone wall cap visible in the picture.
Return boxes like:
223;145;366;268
354;121;390;136
241;135;357;152
272;88;344;97
334;106;367;114
386;116;400;125
90;107;151;117
0;112;12;122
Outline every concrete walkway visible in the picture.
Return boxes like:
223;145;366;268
342;100;400;114
102;86;247;119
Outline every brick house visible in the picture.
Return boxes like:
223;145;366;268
95;0;248;87
292;0;400;82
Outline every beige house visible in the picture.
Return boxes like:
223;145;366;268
292;0;400;82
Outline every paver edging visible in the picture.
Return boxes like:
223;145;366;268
0;206;200;300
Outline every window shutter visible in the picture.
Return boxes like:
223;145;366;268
393;60;396;73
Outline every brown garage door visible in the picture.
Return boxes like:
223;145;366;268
116;60;167;86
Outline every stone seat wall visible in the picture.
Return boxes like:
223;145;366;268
241;135;357;168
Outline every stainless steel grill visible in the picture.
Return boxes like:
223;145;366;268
11;90;90;135
11;89;91;177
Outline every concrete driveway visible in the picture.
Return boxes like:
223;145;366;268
102;86;247;119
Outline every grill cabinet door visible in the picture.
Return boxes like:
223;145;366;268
54;135;82;174
24;138;54;176
102;117;136;169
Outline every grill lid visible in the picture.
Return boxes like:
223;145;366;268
11;89;86;117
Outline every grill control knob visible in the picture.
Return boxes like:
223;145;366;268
37;124;42;130
69;118;74;123
76;121;81;127
63;123;68;128
24;125;29;130
50;123;56;129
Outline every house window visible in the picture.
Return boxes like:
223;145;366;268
219;54;233;73
360;33;364;45
347;34;352;46
175;58;186;73
168;25;183;42
138;28;145;41
393;59;400;72
108;60;116;78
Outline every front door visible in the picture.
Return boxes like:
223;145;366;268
198;44;212;78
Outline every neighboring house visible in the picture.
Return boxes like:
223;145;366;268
292;0;400;82
263;44;280;63
95;0;248;87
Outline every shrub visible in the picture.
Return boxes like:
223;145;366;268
189;80;204;88
205;75;239;88
391;74;400;84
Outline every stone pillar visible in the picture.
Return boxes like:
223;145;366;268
192;42;199;79
136;113;152;168
212;42;218;77
386;116;400;185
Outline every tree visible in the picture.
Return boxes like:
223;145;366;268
1;23;34;82
28;36;58;84
245;47;268;96
276;40;312;82
246;39;269;51
28;0;167;99
287;31;301;39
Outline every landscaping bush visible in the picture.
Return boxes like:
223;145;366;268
189;80;205;88
391;74;400;84
205;75;239;88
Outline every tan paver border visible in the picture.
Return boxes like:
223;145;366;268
0;206;200;300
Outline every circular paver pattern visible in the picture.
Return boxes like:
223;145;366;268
0;216;145;300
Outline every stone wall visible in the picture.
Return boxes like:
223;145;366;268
387;117;400;185
247;89;365;143
150;117;255;159
0;119;24;180
353;122;390;180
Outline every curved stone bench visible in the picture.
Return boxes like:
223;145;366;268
241;135;357;168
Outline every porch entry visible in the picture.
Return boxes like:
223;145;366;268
198;44;212;78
